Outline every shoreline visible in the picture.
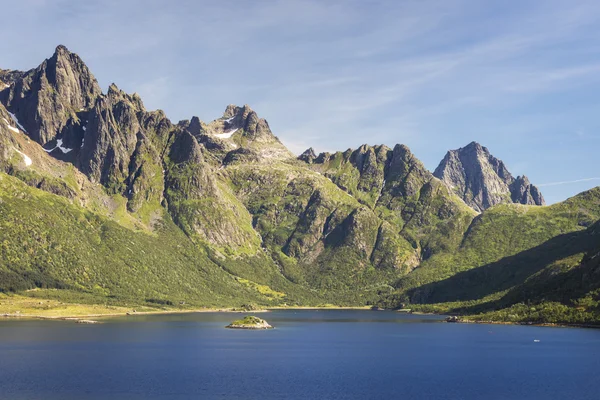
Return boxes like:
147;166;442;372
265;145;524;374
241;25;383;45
267;306;371;310
0;308;232;321
455;318;600;330
2;305;597;329
0;305;371;322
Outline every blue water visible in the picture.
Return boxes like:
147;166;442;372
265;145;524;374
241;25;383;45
1;310;600;400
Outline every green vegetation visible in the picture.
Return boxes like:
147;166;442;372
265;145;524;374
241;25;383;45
230;315;263;325
388;188;600;300
378;191;600;324
226;315;272;329
0;173;283;308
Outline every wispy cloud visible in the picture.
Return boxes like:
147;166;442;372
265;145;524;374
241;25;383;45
0;0;599;204
538;178;600;187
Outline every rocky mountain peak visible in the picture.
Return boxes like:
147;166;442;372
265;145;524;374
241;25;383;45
2;45;102;145
188;116;203;135
510;175;545;206
182;104;293;163
107;82;120;95
223;104;253;118
54;44;70;55
299;147;317;163
218;104;271;139
434;142;544;212
104;83;145;111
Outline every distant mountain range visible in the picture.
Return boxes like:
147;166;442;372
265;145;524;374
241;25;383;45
1;45;598;324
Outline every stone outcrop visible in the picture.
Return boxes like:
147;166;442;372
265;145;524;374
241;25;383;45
433;141;544;212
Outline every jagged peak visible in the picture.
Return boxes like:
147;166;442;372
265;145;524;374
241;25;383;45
223;104;238;118
392;143;412;156
435;142;544;210
298;147;317;163
4;44;102;144
53;44;71;56
222;104;255;121
514;175;531;184
302;147;316;157
188;116;204;136
455;141;488;155
46;44;96;82
104;83;145;110
107;82;120;95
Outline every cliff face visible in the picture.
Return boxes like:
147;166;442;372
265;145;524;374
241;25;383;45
2;45;102;145
433;141;544;212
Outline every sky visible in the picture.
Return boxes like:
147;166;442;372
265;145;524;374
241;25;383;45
1;0;599;204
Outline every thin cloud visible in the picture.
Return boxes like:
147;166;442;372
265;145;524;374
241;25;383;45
538;178;600;187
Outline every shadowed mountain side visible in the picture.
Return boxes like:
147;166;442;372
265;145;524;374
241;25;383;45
406;228;594;304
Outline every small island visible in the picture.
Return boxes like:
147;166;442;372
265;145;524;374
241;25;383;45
226;315;273;330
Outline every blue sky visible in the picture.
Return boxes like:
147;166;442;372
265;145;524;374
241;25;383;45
1;0;599;204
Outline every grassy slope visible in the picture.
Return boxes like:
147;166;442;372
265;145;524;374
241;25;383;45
0;172;307;308
378;188;600;323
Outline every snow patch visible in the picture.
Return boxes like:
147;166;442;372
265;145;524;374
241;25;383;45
13;148;32;166
81;125;87;148
224;116;235;123
56;139;73;154
214;128;238;139
7;111;27;133
380;179;386;194
2;118;19;133
44;138;73;154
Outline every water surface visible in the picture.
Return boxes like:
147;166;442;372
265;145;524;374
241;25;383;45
1;310;599;399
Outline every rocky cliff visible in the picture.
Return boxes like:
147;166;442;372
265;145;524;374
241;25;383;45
1;45;102;145
433;141;544;212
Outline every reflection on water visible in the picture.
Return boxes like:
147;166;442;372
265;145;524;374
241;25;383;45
1;310;599;400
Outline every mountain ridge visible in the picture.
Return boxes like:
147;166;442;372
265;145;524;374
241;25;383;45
0;45;598;324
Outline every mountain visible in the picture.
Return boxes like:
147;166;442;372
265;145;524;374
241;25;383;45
299;144;476;264
1;44;102;145
433;141;544;212
0;45;599;324
178;104;293;164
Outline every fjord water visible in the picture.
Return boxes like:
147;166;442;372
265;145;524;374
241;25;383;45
1;311;599;400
